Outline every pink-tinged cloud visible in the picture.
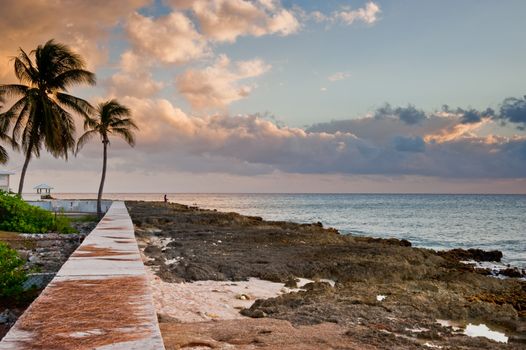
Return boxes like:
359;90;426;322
126;11;209;65
107;51;164;98
169;0;300;42
176;55;271;109
335;2;381;25
423;118;490;143
0;0;151;80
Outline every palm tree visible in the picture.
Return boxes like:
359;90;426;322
0;40;96;195
76;100;137;216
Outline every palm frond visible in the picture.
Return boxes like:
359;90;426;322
0;84;29;99
0;145;8;164
98;99;131;122
1;95;27;125
11;95;32;141
35;40;87;83
13;58;34;85
44;99;76;159
109;117;138;129
0;131;19;152
75;129;98;154
111;127;136;146
83;115;99;130
56;93;94;119
52;69;96;90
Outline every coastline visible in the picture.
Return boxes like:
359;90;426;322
128;201;526;349
52;193;526;269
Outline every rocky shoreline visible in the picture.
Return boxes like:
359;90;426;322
128;201;525;349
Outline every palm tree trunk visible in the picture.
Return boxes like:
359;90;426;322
97;140;108;217
17;141;33;196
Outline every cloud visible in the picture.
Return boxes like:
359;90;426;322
499;96;526;129
169;0;300;42
0;0;151;81
393;136;426;153
176;54;271;109
334;2;381;25
374;104;427;125
107;51;164;98
441;105;495;124
300;2;381;27
328;71;351;82
423;119;489;144
125;11;209;65
70;97;526;180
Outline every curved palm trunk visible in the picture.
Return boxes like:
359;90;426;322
17;140;34;196
97;140;108;217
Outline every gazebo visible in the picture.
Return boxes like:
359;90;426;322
0;170;14;192
34;183;54;197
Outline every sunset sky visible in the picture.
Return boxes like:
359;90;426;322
1;0;526;193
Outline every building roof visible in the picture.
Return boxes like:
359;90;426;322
33;183;54;190
0;170;15;175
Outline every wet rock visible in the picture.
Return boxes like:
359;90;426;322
439;248;503;262
241;308;267;318
0;310;17;326
499;267;525;278
284;277;299;288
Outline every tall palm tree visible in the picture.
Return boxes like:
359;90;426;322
0;40;96;195
76;100;137;216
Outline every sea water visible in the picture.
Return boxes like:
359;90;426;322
55;193;526;267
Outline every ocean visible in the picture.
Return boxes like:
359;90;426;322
55;193;526;268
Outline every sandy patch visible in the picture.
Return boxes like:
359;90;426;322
147;267;322;322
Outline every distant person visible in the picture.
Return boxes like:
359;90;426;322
164;194;168;203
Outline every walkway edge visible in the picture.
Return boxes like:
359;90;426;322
0;201;165;350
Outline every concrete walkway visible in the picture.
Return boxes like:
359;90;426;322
0;202;165;350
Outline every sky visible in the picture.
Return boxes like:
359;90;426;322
1;0;526;193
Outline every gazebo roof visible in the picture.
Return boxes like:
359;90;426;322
33;183;54;190
0;170;15;175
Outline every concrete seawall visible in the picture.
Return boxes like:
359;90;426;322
26;199;113;214
0;201;165;349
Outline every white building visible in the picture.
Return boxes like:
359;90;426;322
0;170;14;192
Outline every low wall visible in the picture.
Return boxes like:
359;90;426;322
0;201;165;349
26;199;113;213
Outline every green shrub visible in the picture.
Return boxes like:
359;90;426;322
53;215;77;234
0;242;27;298
0;191;77;234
